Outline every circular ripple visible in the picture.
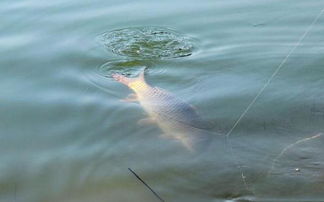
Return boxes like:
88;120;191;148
98;59;149;78
99;27;196;59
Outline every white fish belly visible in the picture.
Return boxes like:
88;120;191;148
157;118;212;151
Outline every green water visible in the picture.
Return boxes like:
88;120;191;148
1;0;324;201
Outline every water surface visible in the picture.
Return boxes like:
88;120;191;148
1;0;324;201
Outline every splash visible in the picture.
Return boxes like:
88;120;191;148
99;26;196;59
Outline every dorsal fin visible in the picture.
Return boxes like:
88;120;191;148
137;70;146;82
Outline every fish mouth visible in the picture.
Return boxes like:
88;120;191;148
112;73;130;86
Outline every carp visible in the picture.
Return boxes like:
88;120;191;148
112;72;213;151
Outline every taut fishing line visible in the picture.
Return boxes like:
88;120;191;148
225;9;324;194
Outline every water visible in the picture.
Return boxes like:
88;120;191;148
1;0;324;201
99;26;195;59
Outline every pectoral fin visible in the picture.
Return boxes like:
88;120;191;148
120;93;138;103
159;134;195;152
159;133;173;139
137;118;156;126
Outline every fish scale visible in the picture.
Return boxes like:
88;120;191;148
112;72;213;151
141;87;211;130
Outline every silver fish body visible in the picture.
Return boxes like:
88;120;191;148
112;73;213;151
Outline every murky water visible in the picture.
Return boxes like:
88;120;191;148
1;0;324;201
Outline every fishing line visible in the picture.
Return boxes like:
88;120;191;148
225;8;324;194
267;133;323;176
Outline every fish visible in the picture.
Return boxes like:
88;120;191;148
112;71;214;151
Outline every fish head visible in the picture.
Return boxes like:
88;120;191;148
112;72;148;93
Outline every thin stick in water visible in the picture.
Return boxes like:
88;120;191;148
128;168;165;202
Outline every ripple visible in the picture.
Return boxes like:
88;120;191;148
98;59;151;78
99;26;196;59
